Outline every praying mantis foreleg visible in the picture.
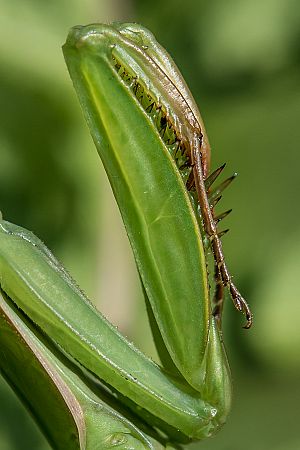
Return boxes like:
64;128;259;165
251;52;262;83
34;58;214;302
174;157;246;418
191;134;252;329
0;22;252;449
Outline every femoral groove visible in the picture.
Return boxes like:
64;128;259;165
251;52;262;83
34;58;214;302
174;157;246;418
111;55;195;188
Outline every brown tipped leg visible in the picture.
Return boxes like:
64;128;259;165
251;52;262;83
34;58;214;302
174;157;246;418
191;133;253;329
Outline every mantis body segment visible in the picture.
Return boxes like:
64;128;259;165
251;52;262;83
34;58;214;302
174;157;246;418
0;23;252;449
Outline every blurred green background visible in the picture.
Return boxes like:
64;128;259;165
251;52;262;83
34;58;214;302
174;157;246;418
0;0;299;449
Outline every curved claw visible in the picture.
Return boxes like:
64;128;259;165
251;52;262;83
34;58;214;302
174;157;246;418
235;295;253;329
242;302;253;329
229;283;253;329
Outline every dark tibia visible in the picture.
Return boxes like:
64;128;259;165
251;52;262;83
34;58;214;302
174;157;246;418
212;265;225;329
191;133;252;329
